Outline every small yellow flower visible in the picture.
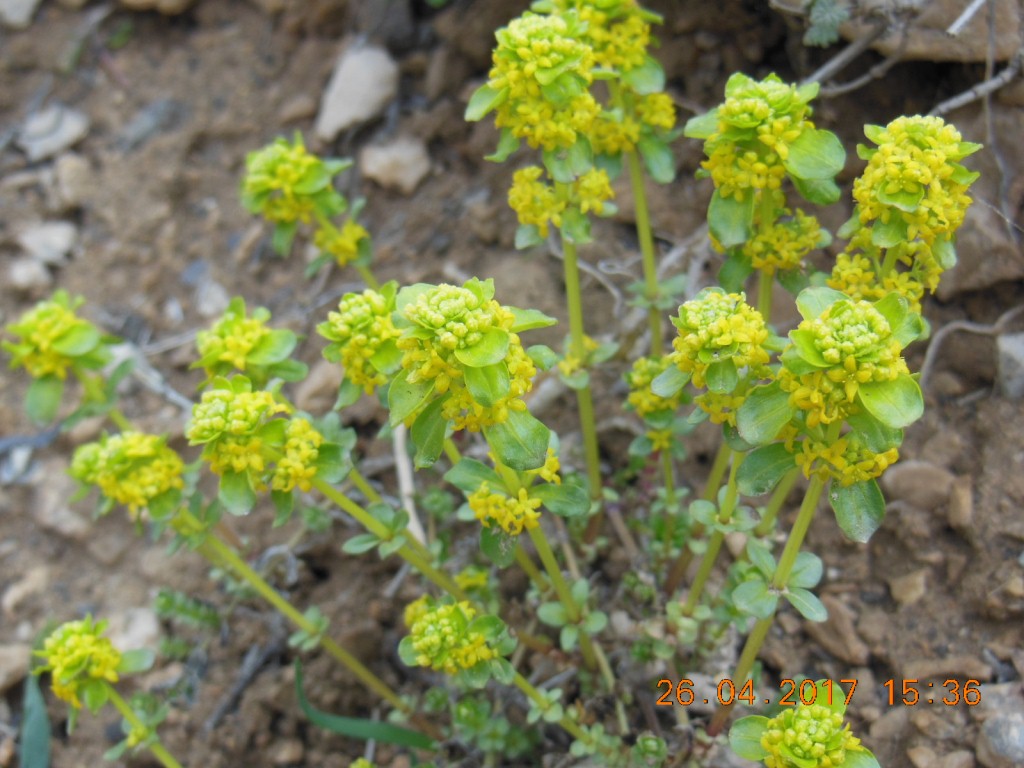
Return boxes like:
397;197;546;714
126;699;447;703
509;166;565;237
625;355;685;419
35;617;122;709
3;290;107;380
759;701;864;767
695;390;747;427
314;218;369;267
791;434;899;486
405;600;499;675
271;418;324;493
70;432;184;516
469;483;543;536
743;210;825;274
318;287;401;395
240;134;345;226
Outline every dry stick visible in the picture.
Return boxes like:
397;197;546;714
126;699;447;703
817;22;911;98
801;16;890;86
918;304;1024;391
930;48;1024;115
947;0;990;36
392;424;427;545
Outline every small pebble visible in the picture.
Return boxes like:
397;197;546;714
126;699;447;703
359;136;431;195
7;257;52;295
17;220;77;264
315;45;399;141
18;103;90;162
888;568;928;606
882;460;956;510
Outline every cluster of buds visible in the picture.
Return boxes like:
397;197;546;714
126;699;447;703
70;431;185;518
35;616;122;710
194;297;305;387
508;165;614;239
742;210;829;275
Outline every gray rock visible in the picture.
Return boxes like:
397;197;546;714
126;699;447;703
0;0;41;28
18;104;90;162
7;257;52;295
33;462;91;540
314;44;398;141
194;279;230;318
977;712;1024;768
55;152;92;208
997;333;1024;399
359;136;431;195
882;460;956;511
106;607;161;653
803;594;870;665
908;746;937;768
17;221;77;264
278;93;317;124
938;751;975;768
948;475;974;531
1;565;50;616
870;706;909;741
0;645;30;695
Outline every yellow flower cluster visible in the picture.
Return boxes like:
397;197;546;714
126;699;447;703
271;418;324;493
319;288;400;394
454;565;490;593
508;166;613;237
557;334;600;378
791;434;899;486
241;135;327;224
668;289;770;388
695;390;747;427
70;432;184;516
195;301;271;372
3;291;104;380
36;617;122;708
406;601;498;675
626;355;685;419
314;218;369;267
549;0;652;72
853;116;975;246
398;284;536;431
636;92;676;132
778;300;907;428
186;385;288;475
743;210;824;274
486;13;599;150
828;251;926;314
469;483;544;535
589;112;642;156
760;703;863;768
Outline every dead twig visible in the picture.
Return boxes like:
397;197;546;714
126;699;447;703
919;304;1024;391
930;48;1024;115
947;0;989;36
802;16;890;86
392;424;427;545
817;20;911;97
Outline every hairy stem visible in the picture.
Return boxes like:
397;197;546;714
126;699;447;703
626;149;663;353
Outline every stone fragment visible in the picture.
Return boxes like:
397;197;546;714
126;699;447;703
977;712;1024;768
997;333;1024;399
18;104;90;162
908;746;937;768
118;0;195;13
359;136;431;195
938;751;975;768
17;221;77;264
279;93;317;124
106;608;161;653
315;44;398;141
0;0;41;28
881;460;955;511
869;706;909;741
293;359;343;414
948;475;974;531
1;566;50;616
272;738;304;765
54;153;91;208
888;568;928;606
0;645;30;695
194;279;230;318
33;464;91;540
7;258;52;296
803;595;870;665
903;655;992;681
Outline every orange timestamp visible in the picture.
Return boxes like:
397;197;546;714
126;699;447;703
656;678;857;708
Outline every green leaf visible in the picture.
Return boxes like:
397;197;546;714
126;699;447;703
81;678;109;714
857;375;923;429
342;533;381;555
515;224;544;249
480;525;517;568
271;221;297;255
533;482;589;517
218;471;256;516
785;587;827;622
248;329;297;365
527;344;559;370
411;398;449;469
18;674;51;768
728;716;770;760
932;237;957;270
793;175;841;205
732;578;778;619
537;602;568;627
717;249;754;293
788;551;823;589
26;375;63;425
621;55;665;94
295;660;435;749
465;84;507;121
746;540;776;579
789;329;828;367
705;358;738;394
651;365;690;398
335;378;363;409
846;409;903;453
387;376;435;426
582;611;608;634
508;307;557;332
795;286;846;321
638;136;675;183
271;489;294;527
454;328;509;367
52;324;101;356
784;128;845;180
444;458;504;494
871;215;907;248
486;128;520;163
560;625;580;651
736;382;795;446
843;750;881;768
829;479;885;543
483;409;550;471
708;190;755;248
876;185;924;212
117;648;155;675
561;206;592;244
683;108;719;140
737;443;796;496
464;362;511;407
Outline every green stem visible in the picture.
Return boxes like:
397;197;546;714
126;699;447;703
512;674;588;742
515;542;547;591
355;263;380;290
105;686;184;768
757;269;774;323
879;247;900;279
559;228;603;505
348;467;383;505
707;471;827;736
682;451;742;615
702;442;731;501
754;467;799;537
79;372;132;432
625;149;663;354
443;438;462;466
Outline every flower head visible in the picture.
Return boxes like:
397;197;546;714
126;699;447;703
271;418;324;493
469;483;543;535
509;166;565;238
3;290;108;380
35;617;122;709
760;702;863;768
70;432;184;517
539;0;656;72
401;599;506;675
668;289;770;389
625;355;686;420
314;218;370;268
318;285;401;395
743;210;827;274
791;432;899;486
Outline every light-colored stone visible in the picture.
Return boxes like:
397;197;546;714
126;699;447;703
107;607;161;653
1;565;50;616
279;93;317;124
881;460;956;511
194;279;230;318
938;751;975;768
888;568;928;605
0;0;41;28
272;738;304;765
315;44;399;141
997;333;1024;399
903;655;993;681
18;104;90;162
17;221;77;264
118;0;195;13
359;136;431;195
33;464;91;540
293;359;344;413
7;257;52;296
948;475;974;531
869;706;909;740
803;595;870;665
0;645;31;694
908;746;937;768
55;153;92;208
977;712;1024;768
